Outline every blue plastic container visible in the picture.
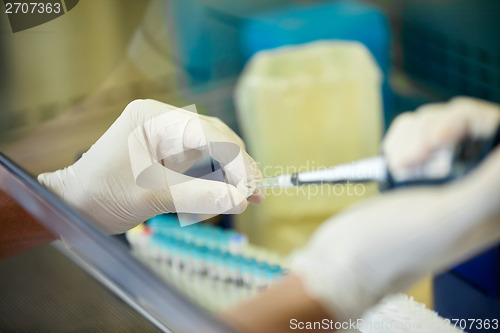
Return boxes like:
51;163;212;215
170;0;289;86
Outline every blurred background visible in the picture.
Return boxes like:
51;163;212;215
1;0;500;331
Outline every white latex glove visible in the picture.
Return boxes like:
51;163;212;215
38;99;264;234
383;96;500;173
291;97;500;321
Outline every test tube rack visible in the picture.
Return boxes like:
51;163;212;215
126;214;288;312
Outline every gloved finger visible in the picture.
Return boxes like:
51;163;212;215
448;97;500;138
383;110;429;171
183;115;265;203
205;142;264;204
389;103;460;169
404;103;461;165
126;100;206;174
245;161;265;205
160;149;204;174
383;98;500;173
160;176;249;215
129;99;260;187
420;105;468;151
127;99;264;203
214;148;264;204
419;98;499;152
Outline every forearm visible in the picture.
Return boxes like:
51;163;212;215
0;190;56;260
222;275;334;333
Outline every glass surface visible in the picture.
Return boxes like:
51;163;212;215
2;1;495;332
0;153;237;333
0;2;292;330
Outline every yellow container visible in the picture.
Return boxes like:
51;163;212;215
235;41;383;253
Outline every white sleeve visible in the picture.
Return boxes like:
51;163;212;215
291;148;500;321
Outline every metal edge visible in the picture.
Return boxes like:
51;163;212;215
0;152;238;333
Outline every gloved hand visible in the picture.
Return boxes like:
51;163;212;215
38;99;264;234
290;97;500;321
383;96;500;173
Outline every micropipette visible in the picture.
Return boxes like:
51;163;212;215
255;127;500;189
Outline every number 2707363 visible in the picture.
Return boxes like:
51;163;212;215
5;2;62;14
445;318;499;330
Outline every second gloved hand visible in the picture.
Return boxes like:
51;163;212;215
291;97;500;321
290;147;500;321
383;96;500;173
38;99;264;234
